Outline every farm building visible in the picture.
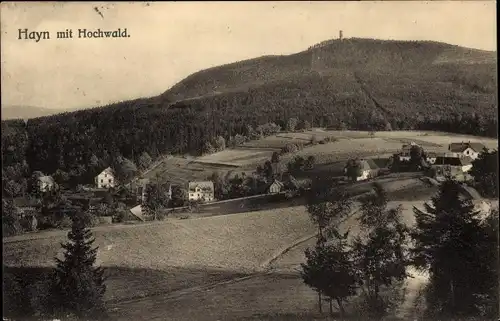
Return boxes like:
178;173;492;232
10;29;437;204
95;167;116;189
432;156;473;181
448;142;486;160
345;158;379;181
268;180;284;194
425;152;439;164
398;142;420;162
38;175;55;192
188;181;215;202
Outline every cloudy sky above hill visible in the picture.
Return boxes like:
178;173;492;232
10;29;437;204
1;1;496;110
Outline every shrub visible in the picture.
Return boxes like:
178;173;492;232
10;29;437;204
281;143;299;154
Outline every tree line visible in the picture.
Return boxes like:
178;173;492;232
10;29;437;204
301;176;498;319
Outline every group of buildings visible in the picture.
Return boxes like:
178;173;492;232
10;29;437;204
345;141;487;182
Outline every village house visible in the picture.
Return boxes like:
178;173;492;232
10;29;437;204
95;167;116;189
268;179;284;194
432;156;473;181
398;143;414;162
38;175;55;192
344;158;379;181
188;181;215;202
448;142;486;160
13;197;41;231
425;152;438;165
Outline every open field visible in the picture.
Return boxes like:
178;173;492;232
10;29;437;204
141;156;241;186
3;207;316;272
141;130;497;187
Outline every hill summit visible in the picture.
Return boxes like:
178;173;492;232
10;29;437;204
163;38;496;103
2;38;496;183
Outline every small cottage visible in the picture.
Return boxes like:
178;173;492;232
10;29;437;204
38;175;55;192
188;181;215;202
268;180;284;194
95;167;116;189
345;158;379;182
448;142;487;160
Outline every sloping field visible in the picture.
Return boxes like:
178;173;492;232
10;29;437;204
281;137;403;165
195;149;274;167
142;156;239;186
3;207;315;272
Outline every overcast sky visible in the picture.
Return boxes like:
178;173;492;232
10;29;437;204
1;1;496;110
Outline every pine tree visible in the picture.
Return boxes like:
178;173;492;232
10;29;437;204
301;230;359;318
354;183;410;320
49;211;106;318
411;178;488;316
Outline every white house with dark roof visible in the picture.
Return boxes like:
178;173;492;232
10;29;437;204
448;142;487;160
95;167;116;189
188;181;215;202
268;180;284;194
344;158;379;181
38;175;55;192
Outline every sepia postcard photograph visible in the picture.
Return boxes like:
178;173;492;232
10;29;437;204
1;1;498;321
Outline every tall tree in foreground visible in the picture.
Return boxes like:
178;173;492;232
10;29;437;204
49;211;106;318
469;149;498;198
354;183;410;319
411;178;493;317
301;230;359;319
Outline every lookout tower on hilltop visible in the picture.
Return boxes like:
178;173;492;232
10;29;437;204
339;30;343;41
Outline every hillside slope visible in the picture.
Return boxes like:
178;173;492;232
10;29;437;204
2;38;497;182
163;38;496;102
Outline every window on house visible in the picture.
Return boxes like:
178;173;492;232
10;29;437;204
101;179;103;183
105;174;107;177
109;179;112;183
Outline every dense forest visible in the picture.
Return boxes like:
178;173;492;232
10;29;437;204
1;38;497;189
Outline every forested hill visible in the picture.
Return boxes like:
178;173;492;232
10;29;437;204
2;38;497;186
163;38;496;102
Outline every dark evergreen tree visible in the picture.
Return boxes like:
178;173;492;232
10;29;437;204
301;230;359;317
470;149;498;198
411;178;491;316
49;212;106;318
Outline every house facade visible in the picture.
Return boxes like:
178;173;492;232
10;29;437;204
188;181;214;202
398;142;418;162
38;175;55;192
432;156;473;181
95;167;115;189
448;142;486;160
268;180;284;194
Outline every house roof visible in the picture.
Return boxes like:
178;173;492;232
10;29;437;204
434;156;473;166
188;181;214;192
270;179;284;187
38;175;54;185
129;204;145;221
98;167;114;177
359;159;378;171
449;142;486;153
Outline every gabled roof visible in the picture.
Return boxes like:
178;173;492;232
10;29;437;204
449;142;486;153
434;156;473;166
359;159;379;171
188;181;214;192
270;179;284;188
38;175;54;185
97;167;114;177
